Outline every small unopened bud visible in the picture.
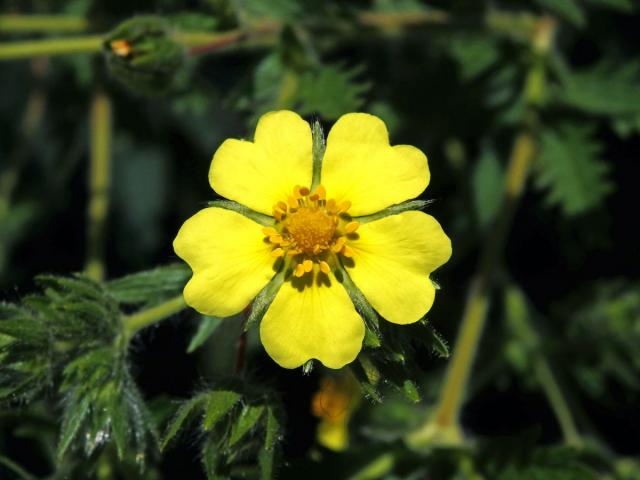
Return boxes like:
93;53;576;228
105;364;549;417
104;16;184;95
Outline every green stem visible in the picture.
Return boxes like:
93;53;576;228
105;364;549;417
123;295;187;337
406;16;556;449
0;35;103;60
0;14;88;34
85;90;111;282
534;355;582;447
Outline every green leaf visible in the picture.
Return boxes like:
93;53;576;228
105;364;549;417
0;455;37;480
203;390;241;430
555;59;640;116
106;264;190;306
259;407;281;480
188;316;223;353
472;148;505;228
228;405;265;447
448;35;500;80
585;0;633;12
495;446;598;479
57;395;91;461
534;123;612;216
296;64;369;120
161;394;207;450
535;0;586;27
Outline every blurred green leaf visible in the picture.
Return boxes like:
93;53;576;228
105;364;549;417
472;148;504;228
555;60;640;116
448;35;500;81
535;0;586;27
188;316;223;353
228;404;265;447
534;122;611;216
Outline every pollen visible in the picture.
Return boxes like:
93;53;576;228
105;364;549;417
263;185;357;276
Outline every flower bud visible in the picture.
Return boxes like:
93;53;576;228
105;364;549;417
104;16;184;95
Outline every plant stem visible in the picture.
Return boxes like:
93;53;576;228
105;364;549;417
85;90;111;282
123;295;187;337
406;16;556;449
0;14;88;34
0;35;103;60
534;355;582;447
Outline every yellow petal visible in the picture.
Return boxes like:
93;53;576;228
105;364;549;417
209;111;312;215
173;207;276;317
321;113;429;216
260;273;364;369
346;211;451;325
317;420;349;451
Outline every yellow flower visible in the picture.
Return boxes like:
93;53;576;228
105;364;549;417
311;373;360;451
173;111;451;369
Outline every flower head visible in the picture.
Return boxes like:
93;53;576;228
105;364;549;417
173;111;451;369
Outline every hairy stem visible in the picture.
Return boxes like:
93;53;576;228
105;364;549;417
85;90;112;282
407;16;556;448
123;295;188;338
0;14;88;34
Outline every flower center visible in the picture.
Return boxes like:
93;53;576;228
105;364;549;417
287;207;337;254
262;185;359;277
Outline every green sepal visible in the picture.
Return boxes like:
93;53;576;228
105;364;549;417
208;200;275;226
355;199;435;224
311;119;326;190
333;263;381;342
244;261;287;331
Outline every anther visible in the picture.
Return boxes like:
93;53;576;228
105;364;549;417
299;186;310;197
341;245;354;258
345;221;359;234
319;261;330;274
277;201;288;212
303;259;313;272
271;248;284;258
262;227;278;237
294;263;306;277
338;201;351;213
269;234;283;244
315;185;326;200
331;237;346;253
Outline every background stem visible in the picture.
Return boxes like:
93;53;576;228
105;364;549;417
407;16;556;448
0;14;88;34
85;90;112;282
0;35;103;60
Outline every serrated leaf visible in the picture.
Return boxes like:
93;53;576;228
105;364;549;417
260;407;281;480
188;316;223;353
203;390;241;430
161;394;206;450
228;405;265;447
296;64;369;120
555;60;640;116
106;264;190;306
57;395;91;460
534;123;612;216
